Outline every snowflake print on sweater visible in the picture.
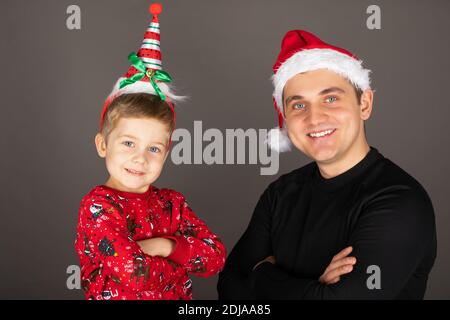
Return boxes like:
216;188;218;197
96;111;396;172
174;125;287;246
75;185;226;300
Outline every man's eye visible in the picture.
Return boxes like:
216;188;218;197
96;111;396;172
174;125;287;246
149;146;161;153
122;141;134;148
326;96;337;103
293;103;305;110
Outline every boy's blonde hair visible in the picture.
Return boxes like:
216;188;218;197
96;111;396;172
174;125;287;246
100;93;175;142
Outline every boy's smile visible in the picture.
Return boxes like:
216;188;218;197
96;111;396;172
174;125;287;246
95;117;171;193
125;168;146;176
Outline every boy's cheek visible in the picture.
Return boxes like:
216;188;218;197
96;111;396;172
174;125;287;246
107;148;129;161
152;157;168;175
105;155;124;174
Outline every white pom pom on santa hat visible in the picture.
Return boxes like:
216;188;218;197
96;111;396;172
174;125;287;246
267;30;371;153
266;126;292;152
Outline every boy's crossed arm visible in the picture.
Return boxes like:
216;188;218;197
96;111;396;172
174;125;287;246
142;192;227;278
79;196;183;293
137;237;175;258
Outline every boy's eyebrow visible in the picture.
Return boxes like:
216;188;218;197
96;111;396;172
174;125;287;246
119;134;139;140
119;134;167;147
153;141;167;147
284;87;346;105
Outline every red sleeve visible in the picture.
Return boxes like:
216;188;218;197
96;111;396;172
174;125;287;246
78;195;181;293
162;193;226;277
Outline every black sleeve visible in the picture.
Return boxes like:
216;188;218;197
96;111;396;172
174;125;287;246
251;185;437;299
217;188;274;299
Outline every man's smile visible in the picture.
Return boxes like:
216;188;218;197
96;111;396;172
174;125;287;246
307;128;337;139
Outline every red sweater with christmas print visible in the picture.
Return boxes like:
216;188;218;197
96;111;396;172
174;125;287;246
75;185;226;300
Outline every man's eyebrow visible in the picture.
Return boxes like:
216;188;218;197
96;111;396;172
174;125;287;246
284;87;346;105
319;87;346;95
285;95;304;105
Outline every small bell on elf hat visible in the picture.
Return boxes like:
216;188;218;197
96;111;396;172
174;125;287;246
267;30;372;153
100;3;184;129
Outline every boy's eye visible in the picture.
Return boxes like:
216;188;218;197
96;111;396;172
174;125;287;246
149;146;161;153
122;141;134;148
325;96;337;103
293;103;306;110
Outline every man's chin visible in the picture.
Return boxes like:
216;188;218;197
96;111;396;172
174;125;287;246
304;148;338;164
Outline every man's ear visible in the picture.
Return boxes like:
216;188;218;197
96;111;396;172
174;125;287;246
360;89;374;121
95;133;107;158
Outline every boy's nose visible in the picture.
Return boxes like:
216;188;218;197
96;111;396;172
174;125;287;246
131;150;147;164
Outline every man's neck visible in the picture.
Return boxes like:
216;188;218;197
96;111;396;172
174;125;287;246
317;142;371;179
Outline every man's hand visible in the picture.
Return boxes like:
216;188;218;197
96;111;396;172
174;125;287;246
319;246;356;285
253;255;276;271
137;238;175;258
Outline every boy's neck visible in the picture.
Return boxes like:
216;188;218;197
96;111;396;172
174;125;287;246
105;177;150;194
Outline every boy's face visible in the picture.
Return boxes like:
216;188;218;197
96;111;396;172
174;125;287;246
283;69;373;166
95;117;171;193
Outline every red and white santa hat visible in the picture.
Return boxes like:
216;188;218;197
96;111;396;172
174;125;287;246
100;3;183;129
267;30;372;152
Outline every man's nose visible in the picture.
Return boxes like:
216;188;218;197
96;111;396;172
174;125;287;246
306;104;327;126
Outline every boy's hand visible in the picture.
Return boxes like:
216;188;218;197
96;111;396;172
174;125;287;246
137;238;175;258
319;246;357;285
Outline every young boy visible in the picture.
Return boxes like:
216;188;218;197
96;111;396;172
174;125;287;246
75;4;225;300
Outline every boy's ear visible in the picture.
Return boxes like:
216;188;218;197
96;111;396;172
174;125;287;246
360;89;374;121
95;133;107;158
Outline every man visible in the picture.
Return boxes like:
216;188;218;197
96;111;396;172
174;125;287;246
217;30;437;299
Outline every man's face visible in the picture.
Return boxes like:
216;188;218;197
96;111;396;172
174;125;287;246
96;117;170;193
283;69;372;165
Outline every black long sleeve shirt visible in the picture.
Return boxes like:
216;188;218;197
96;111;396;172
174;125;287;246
218;147;437;299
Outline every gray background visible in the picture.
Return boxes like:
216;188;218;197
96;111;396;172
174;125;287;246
1;0;449;299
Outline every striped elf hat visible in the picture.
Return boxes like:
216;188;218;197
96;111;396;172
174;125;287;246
267;30;371;152
100;3;183;129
